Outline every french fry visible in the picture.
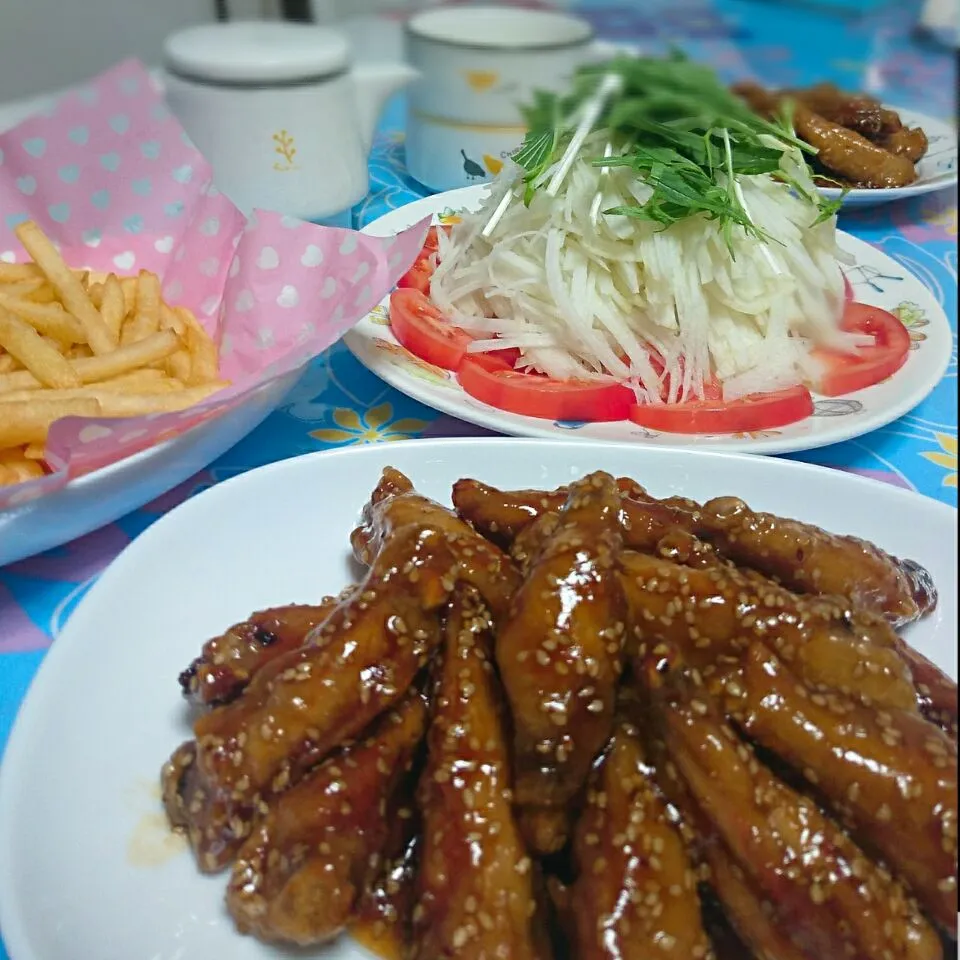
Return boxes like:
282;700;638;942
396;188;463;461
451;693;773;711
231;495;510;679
121;270;161;344
0;278;46;299
94;382;227;417
177;308;220;386
0;449;45;483
13;221;118;355
120;276;138;316
160;303;186;336
101;274;125;341
0;352;17;373
75;330;181;382
0;397;101;447
23;443;46;461
0;296;85;344
165;349;193;383
0;305;82;389
0;378;191;404
0;262;43;282
0;330;181;393
87;281;105;308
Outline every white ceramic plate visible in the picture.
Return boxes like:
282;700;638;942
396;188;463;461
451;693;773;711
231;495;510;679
0;370;301;568
820;108;958;207
346;186;952;456
0;439;955;960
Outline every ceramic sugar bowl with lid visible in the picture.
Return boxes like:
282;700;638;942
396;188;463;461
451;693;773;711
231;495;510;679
163;22;417;224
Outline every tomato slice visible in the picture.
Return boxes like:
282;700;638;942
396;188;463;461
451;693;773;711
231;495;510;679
457;353;635;422
389;288;474;370
810;301;911;397
422;225;449;254
644;351;722;403
397;256;433;295
629;385;814;434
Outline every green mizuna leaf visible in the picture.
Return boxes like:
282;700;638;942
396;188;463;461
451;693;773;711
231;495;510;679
518;52;836;238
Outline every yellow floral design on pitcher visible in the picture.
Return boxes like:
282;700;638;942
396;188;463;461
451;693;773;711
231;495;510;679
463;70;500;92
272;129;299;172
920;432;957;489
310;403;427;445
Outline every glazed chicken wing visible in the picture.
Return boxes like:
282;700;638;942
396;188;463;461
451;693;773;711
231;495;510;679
652;660;942;960
226;694;427;945
569;719;714;959
411;586;550;959
618;549;918;713
692;495;937;628
352;835;420;960
734;82;917;189
734;642;958;933
178;598;347;707
787;83;885;137
452;478;566;550
881;126;929;162
890;640;958;739
496;472;627;828
454;479;936;626
354;467;522;619
162;526;454;872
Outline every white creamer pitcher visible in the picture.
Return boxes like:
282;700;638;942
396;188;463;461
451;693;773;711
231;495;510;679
163;22;417;224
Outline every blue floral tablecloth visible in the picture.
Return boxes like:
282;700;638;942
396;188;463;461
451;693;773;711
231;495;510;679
0;7;956;953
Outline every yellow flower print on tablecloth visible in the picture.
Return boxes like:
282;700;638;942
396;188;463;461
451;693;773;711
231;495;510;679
310;403;427;445
920;432;957;488
922;195;957;237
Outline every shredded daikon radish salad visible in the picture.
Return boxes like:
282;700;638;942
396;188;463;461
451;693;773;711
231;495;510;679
428;54;859;406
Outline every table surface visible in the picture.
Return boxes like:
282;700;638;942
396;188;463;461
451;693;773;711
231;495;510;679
0;3;956;953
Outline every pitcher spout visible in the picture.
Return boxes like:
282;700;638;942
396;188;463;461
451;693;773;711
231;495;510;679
352;62;420;153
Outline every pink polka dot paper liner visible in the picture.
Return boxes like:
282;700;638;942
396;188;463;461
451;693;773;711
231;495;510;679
0;60;430;511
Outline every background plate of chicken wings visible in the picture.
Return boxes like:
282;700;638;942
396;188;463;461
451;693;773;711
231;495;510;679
820;108;958;206
0;438;956;960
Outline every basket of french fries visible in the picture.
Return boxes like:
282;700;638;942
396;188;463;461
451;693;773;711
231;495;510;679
0;60;427;525
1;221;226;486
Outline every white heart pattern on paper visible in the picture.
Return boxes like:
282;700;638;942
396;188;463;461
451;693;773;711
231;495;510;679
199;257;220;277
0;251;15;263
82;229;102;248
352;261;370;284
78;424;114;444
320;276;337;300
257;246;280;270
154;235;174;254
201;295;220;316
234;289;254;312
229;257;241;278
277;285;299;308
339;234;359;255
301;244;324;267
113;251;136;270
164;280;184;301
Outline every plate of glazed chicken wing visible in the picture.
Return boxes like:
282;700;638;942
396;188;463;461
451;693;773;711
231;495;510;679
0;438;956;960
734;81;958;206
